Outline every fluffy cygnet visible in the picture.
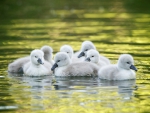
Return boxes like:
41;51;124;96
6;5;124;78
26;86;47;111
85;49;109;67
60;45;82;63
51;52;99;76
98;54;137;80
23;49;52;76
8;45;53;73
78;41;96;58
77;40;110;64
41;45;54;64
8;56;30;73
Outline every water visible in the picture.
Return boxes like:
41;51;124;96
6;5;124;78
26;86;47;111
0;0;150;112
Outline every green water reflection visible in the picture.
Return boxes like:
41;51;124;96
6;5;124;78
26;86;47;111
0;0;150;112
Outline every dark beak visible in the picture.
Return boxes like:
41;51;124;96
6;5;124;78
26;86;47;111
51;63;58;71
37;58;43;64
78;51;85;58
130;65;137;71
85;57;91;62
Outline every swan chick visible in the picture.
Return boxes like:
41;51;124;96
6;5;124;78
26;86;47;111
60;45;82;63
85;49;108;67
78;41;96;58
98;54;137;80
51;52;99;76
23;49;52;76
8;45;53;73
41;45;54;65
60;45;73;59
8;56;30;73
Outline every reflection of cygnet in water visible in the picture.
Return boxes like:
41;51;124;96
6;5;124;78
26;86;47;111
60;45;82;63
8;45;54;73
8;73;53;92
7;74;53;110
99;79;136;100
117;80;137;100
85;49;110;68
51;52;99;76
99;79;136;86
98;54;137;80
23;49;52;76
54;77;99;90
23;76;53;91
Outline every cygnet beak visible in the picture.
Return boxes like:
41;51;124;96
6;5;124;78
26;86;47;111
85;57;91;62
78;51;85;58
130;65;137;71
51;63;58;71
37;58;43;64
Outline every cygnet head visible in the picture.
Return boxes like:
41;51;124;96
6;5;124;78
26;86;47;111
78;41;96;58
30;49;44;65
40;45;53;61
51;52;71;71
85;49;99;64
118;54;137;71
60;45;73;58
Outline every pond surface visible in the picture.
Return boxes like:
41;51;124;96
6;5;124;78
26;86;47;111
0;0;150;112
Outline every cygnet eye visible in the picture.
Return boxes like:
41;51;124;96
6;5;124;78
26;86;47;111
92;56;94;57
126;62;130;64
57;60;60;62
35;56;37;58
85;49;88;51
67;52;69;53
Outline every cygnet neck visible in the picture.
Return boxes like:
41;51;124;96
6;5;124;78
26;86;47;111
31;63;42;68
